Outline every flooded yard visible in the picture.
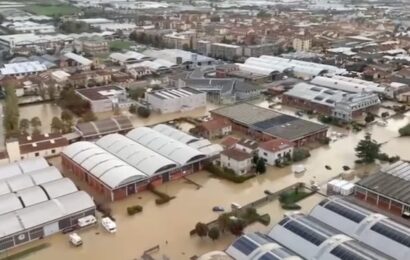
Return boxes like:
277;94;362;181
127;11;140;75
1;105;409;260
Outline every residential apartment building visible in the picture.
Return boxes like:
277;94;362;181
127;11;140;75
196;40;211;56
292;36;312;52
258;139;294;166
163;31;196;49
75;37;109;56
243;43;276;57
210;43;243;60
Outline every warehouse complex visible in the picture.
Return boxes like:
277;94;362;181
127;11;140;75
0;157;95;251
210;103;328;147
226;197;410;260
283;82;380;121
355;160;410;217
62;124;221;200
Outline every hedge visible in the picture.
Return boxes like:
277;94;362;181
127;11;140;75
281;203;302;210
127;205;143;215
205;164;254;183
147;184;176;205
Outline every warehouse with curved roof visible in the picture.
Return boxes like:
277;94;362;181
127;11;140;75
152;124;199;144
226;232;302;260
62;125;211;201
309;197;410;260
0;161;95;252
268;213;393;260
0;157;49;181
63;141;147;190
96;133;177;176
126;127;206;165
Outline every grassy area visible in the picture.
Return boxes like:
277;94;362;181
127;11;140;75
0;243;50;260
109;40;133;51
26;4;79;16
279;185;313;210
205;164;255;183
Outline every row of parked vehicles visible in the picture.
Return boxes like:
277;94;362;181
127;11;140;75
69;216;117;247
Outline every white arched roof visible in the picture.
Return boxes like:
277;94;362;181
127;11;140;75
96;134;177;176
17;186;48;207
0;193;23;215
152;124;199;144
63;141;147;189
41;178;78;199
0;157;49;181
126;127;206;165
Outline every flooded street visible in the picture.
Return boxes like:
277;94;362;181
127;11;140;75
1;105;409;260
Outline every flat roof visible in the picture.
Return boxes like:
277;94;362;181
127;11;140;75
211;103;327;141
76;85;124;101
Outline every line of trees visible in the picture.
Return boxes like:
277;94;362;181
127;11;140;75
129;32;166;48
3;84;20;138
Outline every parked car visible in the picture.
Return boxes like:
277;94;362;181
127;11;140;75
78;215;97;228
212;206;224;212
264;190;274;195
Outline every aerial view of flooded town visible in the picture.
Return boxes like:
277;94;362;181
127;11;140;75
0;0;409;260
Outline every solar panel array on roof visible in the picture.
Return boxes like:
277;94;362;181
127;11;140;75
232;236;259;256
252;115;297;130
371;222;410;247
283;221;326;246
331;245;369;260
324;201;367;223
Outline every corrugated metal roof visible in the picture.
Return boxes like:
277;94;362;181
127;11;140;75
152;124;199;144
0;213;24;237
0;193;23;215
41;178;77;199
17;186;48;207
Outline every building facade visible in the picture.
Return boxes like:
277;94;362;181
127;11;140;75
210;43;243;60
220;148;252;175
258;139;294;166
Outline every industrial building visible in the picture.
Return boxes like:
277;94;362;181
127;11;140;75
210;43;243;60
226;232;302;260
311;75;385;94
73;116;134;141
0;157;95;251
76;85;133;113
61;125;220;201
268;213;394;260
310;197;410;260
283;83;380;121
355;160;410;218
238;56;346;79
210;103;328;147
145;87;206;114
0;61;47;76
143;49;215;67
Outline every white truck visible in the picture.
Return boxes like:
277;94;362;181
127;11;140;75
69;233;83;247
78;215;97;228
101;217;117;233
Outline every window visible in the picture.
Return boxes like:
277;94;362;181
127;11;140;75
263;152;268;156
35;152;39;157
51;149;56;154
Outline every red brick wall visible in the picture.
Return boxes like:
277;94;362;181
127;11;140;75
282;95;332;115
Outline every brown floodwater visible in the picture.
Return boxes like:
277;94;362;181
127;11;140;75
1;105;409;260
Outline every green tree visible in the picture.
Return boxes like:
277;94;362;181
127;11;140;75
61;110;74;133
30;117;42;134
81;111;97;122
228;218;245;236
217;213;231;233
51;117;64;133
252;154;259;165
137;106;151;118
399;123;410;136
47;85;57;101
208;227;220;241
3;84;20;138
365;113;375;124
256;158;266;174
129;88;146;100
129;104;137;114
355;133;381;164
195;222;209;239
19;118;30;135
292;148;311;162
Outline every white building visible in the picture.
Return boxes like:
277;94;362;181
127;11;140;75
292;36;312;52
2;21;55;34
210;43;243;60
0;61;47;76
311;75;384;94
220;148;252;175
145;87;206;114
63;52;93;71
76;85;132;113
258;139;294;166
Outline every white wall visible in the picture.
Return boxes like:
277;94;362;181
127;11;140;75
146;91;206;114
220;154;251;176
258;147;294;166
20;147;64;160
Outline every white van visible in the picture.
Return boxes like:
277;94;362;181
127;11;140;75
69;233;83;247
78;215;97;228
101;217;117;233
